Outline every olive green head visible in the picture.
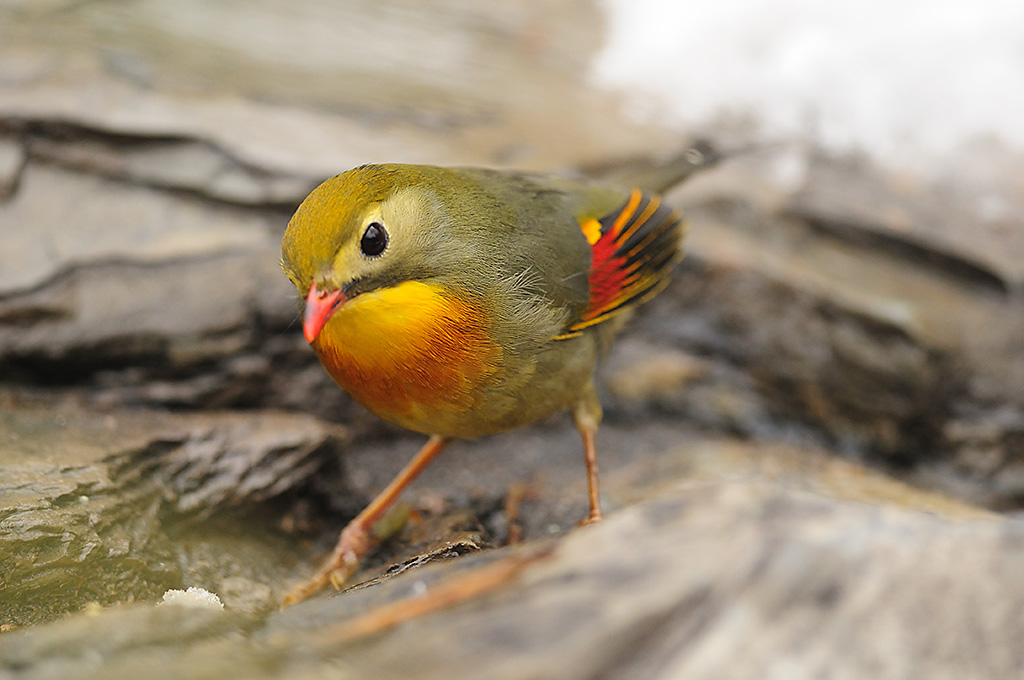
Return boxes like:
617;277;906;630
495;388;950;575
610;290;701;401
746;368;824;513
281;163;490;301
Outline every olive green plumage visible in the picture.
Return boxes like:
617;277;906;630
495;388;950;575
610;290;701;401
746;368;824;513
279;158;698;605
283;163;647;438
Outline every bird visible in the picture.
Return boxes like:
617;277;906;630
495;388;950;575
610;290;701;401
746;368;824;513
279;152;706;605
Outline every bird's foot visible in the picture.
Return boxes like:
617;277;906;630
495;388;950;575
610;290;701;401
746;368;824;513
281;522;376;607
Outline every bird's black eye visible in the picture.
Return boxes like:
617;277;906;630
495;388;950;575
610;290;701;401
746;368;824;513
360;222;388;257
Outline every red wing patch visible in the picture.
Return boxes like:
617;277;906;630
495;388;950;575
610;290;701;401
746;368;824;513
559;189;685;338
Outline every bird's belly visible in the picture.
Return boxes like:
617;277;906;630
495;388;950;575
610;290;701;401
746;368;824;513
333;362;492;437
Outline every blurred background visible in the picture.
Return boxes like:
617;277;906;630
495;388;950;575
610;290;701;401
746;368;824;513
3;0;1024;668
7;0;1023;177
600;0;1024;178
4;0;1021;488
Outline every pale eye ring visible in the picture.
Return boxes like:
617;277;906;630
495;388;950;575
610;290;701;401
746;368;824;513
360;222;388;257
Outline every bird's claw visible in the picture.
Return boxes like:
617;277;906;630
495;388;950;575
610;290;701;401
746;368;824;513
328;562;357;590
281;525;375;608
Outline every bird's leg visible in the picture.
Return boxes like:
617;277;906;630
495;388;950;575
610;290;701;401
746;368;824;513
579;426;602;523
282;434;450;607
573;383;604;524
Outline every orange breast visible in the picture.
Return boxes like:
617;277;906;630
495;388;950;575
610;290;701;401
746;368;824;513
312;280;499;433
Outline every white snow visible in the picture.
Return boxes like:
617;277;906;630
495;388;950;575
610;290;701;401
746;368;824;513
594;0;1024;175
160;586;225;610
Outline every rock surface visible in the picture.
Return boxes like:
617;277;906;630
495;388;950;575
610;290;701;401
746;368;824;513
2;1;1024;678
1;479;1016;680
0;402;351;626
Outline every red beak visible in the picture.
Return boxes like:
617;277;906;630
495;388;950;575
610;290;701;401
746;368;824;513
303;282;345;343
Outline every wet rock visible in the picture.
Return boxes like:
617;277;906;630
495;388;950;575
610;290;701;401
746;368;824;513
0;604;252;678
2;477;1020;680
0;403;350;627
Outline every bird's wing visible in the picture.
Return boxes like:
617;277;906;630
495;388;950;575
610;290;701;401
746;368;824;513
556;187;685;339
